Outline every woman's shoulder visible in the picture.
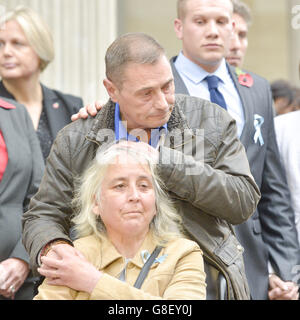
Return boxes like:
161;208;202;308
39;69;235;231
41;84;84;110
0;97;31;122
165;237;203;255
42;84;82;101
73;235;103;263
0;97;24;111
74;235;100;250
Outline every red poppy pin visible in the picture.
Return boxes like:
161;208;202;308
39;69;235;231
235;67;253;88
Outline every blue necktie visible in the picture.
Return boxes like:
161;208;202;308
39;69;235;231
205;75;227;110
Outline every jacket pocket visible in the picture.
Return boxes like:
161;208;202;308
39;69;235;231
214;234;244;266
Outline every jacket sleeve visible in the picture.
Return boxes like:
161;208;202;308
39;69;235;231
22;129;75;272
157;110;261;225
257;92;300;281
10;108;44;262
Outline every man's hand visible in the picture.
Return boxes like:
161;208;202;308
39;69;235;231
113;140;160;164
0;258;30;299
38;244;102;294
268;274;299;300
71;100;105;121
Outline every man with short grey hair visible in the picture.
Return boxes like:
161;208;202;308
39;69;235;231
23;32;260;300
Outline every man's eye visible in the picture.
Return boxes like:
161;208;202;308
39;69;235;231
218;19;227;25
163;84;170;92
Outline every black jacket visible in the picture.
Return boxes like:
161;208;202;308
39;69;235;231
0;81;83;159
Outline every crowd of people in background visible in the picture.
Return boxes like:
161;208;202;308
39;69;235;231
0;0;299;301
271;79;300;116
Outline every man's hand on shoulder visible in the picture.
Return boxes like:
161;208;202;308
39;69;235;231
71;100;105;121
38;243;101;293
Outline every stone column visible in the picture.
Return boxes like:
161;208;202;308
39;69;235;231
1;0;117;103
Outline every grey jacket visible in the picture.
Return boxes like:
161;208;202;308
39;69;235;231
0;98;44;299
22;95;260;299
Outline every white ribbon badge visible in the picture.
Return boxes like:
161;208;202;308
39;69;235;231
253;114;264;146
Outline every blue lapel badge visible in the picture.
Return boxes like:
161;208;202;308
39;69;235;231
141;250;167;265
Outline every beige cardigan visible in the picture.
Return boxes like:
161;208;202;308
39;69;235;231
34;233;206;300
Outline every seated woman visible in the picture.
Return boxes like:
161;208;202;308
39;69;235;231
34;141;206;300
0;6;83;160
0;97;44;300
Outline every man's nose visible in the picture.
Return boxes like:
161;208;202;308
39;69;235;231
230;32;241;51
155;91;169;110
206;21;219;37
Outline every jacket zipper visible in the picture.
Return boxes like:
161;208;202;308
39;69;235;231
85;136;100;146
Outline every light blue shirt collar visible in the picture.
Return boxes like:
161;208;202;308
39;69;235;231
174;52;245;138
114;103;167;148
175;51;227;85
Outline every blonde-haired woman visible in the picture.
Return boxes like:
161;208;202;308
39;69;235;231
0;6;83;160
34;141;206;300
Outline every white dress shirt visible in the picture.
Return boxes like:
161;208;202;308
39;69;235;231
174;52;245;137
274;110;300;245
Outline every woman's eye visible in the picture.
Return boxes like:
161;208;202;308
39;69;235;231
13;40;24;46
115;184;125;190
139;182;151;190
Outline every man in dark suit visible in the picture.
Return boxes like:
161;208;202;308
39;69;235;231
172;0;300;299
225;0;251;69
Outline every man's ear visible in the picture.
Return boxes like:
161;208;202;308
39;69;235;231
174;18;183;40
103;78;119;103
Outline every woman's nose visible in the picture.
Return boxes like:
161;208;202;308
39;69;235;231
128;185;140;201
2;43;13;56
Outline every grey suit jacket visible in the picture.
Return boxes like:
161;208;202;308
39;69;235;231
0;98;44;299
171;56;300;299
